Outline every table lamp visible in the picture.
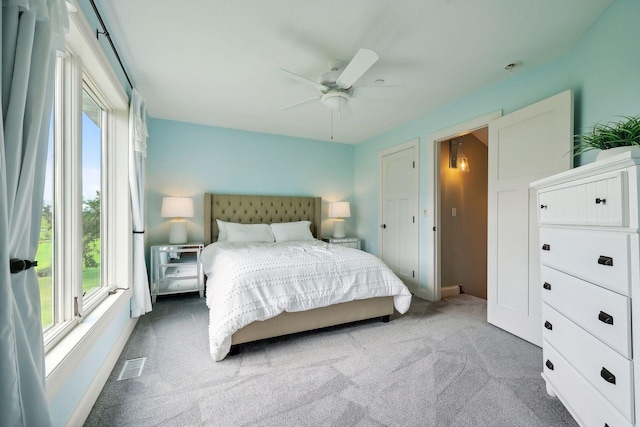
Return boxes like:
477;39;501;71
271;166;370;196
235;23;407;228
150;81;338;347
328;201;351;238
161;197;194;244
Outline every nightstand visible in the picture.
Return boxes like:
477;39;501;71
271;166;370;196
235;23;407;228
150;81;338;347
321;237;361;250
150;243;204;303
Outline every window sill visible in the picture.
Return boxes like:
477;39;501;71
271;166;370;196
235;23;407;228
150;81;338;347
45;287;132;401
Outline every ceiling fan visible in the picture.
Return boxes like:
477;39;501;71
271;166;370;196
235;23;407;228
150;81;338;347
280;49;399;119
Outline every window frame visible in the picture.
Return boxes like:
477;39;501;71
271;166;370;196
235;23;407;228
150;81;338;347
42;5;131;352
79;76;109;312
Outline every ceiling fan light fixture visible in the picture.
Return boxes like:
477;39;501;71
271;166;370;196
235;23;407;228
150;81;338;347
321;92;350;110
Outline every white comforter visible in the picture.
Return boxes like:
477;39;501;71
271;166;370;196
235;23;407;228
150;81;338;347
202;240;412;361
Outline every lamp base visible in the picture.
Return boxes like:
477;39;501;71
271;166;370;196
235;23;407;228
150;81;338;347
333;219;346;238
169;220;188;244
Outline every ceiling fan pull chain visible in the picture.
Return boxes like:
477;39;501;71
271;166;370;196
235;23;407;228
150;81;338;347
330;110;334;141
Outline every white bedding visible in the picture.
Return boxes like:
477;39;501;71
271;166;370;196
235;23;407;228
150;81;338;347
202;240;412;361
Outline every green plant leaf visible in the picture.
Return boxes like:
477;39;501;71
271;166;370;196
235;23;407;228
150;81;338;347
574;115;640;157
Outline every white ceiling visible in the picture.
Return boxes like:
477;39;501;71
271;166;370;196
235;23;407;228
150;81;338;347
97;0;612;144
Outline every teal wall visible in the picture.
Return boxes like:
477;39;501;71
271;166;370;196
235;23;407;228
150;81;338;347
145;120;356;244
354;0;639;294
48;304;131;426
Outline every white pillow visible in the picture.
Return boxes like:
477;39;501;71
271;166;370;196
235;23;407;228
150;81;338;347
225;222;274;243
270;221;315;242
216;219;229;242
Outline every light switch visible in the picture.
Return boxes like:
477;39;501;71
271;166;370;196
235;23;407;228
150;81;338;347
452;208;457;217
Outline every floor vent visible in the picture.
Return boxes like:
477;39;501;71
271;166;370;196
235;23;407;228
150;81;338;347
117;357;146;381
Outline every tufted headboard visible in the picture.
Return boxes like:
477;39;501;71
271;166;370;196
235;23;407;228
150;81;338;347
203;193;322;245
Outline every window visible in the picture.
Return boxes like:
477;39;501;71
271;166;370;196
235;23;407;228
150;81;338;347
38;10;131;350
40;109;55;330
81;86;104;300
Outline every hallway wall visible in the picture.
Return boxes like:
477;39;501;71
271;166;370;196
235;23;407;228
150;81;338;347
439;134;488;299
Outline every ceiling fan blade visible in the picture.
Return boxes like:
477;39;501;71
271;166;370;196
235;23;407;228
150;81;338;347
280;95;321;111
280;68;328;91
352;86;405;99
336;49;379;89
337;102;353;119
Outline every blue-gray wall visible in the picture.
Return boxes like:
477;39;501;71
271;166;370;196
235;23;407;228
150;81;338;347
145;120;356;244
354;0;639;294
48;307;130;425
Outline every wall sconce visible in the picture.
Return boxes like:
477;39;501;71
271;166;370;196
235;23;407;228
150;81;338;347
449;140;470;173
328;201;351;238
161;197;194;244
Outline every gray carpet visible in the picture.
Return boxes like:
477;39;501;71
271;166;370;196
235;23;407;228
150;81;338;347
85;294;577;426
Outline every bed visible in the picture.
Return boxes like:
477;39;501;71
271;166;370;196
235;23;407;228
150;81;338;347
203;193;412;361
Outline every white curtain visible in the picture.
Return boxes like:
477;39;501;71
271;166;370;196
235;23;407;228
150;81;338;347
129;88;152;317
0;1;68;426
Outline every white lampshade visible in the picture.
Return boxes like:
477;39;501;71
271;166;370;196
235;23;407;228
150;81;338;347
161;197;194;219
329;201;351;238
161;197;194;244
328;201;351;219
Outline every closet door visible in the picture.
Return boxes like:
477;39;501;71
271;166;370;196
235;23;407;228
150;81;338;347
379;140;419;290
487;90;573;346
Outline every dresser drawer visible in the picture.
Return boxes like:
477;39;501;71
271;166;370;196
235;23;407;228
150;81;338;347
157;277;200;294
543;304;634;421
538;170;627;226
543;342;633;427
540;228;630;295
541;266;631;357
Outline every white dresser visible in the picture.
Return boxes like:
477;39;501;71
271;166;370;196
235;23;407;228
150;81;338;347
531;151;640;427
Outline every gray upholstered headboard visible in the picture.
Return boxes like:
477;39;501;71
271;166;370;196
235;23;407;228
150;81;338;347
203;193;322;245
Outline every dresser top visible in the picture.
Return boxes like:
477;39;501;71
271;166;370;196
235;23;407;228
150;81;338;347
531;150;640;189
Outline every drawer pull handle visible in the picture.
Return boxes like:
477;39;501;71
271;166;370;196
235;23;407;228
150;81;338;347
601;367;616;384
544;321;552;330
595;198;607;204
598;256;613;266
598;311;614;325
545;359;554;371
540;204;548;209
542;244;551;251
543;282;552;291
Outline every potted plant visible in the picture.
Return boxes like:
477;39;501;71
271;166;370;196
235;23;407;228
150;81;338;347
574;115;640;159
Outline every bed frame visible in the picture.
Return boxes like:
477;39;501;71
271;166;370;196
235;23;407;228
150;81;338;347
203;193;394;352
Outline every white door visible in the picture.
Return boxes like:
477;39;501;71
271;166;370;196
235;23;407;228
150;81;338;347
379;140;419;290
487;90;573;346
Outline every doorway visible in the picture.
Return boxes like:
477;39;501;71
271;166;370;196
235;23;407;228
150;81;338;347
425;111;501;301
438;131;488;299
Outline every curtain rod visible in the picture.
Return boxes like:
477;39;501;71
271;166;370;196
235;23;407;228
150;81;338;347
88;0;134;89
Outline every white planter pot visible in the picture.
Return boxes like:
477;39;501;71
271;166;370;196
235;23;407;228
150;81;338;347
596;146;640;161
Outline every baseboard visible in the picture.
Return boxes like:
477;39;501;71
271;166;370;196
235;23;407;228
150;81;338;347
441;285;461;298
405;282;432;301
65;316;138;427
